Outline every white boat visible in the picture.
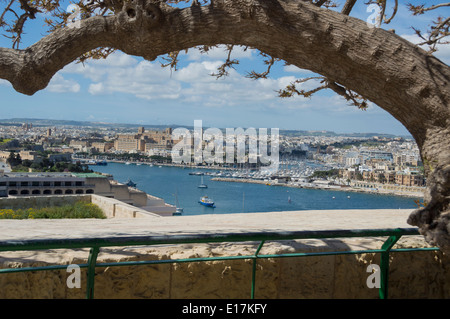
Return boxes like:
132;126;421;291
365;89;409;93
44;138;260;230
198;175;208;188
173;192;183;216
173;207;184;216
198;196;215;208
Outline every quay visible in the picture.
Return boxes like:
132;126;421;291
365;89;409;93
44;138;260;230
211;177;425;198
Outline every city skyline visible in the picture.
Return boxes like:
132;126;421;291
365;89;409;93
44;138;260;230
0;117;413;138
1;1;449;136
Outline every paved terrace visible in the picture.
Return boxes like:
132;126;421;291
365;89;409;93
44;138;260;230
0;209;418;242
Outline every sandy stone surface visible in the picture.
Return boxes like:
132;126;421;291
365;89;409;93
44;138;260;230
0;209;417;241
0;209;430;264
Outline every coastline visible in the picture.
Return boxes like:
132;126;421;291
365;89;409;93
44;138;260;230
82;158;425;200
82;158;237;171
211;177;424;199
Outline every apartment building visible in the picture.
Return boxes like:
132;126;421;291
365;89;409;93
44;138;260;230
114;127;179;153
395;171;425;186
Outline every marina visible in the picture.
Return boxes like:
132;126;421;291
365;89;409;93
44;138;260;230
89;161;422;216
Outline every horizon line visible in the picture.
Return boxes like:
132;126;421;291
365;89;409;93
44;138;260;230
0;117;413;138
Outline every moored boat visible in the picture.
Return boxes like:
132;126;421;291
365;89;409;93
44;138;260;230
198;196;215;208
173;207;184;216
198;175;208;188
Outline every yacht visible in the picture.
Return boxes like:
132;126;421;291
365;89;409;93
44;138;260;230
173;207;184;216
198;196;215;208
173;192;183;216
198;175;208;188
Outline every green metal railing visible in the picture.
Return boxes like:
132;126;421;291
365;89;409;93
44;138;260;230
0;227;440;299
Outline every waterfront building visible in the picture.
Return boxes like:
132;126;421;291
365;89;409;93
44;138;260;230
114;127;180;154
91;142;114;153
340;168;360;181
0;171;148;206
114;134;143;152
69;139;91;152
339;166;420;186
395;171;425;187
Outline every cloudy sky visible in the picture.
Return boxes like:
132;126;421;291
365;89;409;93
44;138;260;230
0;1;449;135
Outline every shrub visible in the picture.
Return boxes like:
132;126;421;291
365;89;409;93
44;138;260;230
0;201;106;219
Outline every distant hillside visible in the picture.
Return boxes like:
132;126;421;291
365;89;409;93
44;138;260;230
280;129;411;139
0;118;412;139
0;118;173;130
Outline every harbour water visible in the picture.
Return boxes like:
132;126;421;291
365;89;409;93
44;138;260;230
90;162;420;216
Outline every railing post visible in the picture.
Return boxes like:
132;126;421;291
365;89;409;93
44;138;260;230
251;240;265;299
379;235;401;299
86;246;99;299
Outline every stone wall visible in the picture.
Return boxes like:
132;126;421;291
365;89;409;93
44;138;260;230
0;236;448;299
0;194;165;218
0;194;91;209
90;194;160;218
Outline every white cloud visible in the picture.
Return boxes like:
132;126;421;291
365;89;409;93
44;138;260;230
0;79;11;87
84;57;181;100
61;52;139;82
173;61;223;83
87;82;104;95
184;45;254;61
64;51;297;107
46;74;80;93
283;65;317;77
55;51;358;113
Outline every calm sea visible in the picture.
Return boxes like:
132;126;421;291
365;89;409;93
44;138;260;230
89;162;420;216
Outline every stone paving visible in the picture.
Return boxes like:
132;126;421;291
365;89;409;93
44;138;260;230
0;209;416;242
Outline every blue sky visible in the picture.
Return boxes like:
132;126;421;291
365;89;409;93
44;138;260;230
0;1;449;135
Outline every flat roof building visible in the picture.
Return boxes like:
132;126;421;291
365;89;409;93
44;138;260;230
0;171;148;207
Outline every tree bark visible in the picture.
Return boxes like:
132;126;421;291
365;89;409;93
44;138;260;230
0;0;449;251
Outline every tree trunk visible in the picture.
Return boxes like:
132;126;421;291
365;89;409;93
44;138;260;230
0;0;449;250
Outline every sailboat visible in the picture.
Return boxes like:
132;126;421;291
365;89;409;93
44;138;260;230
173;191;183;216
198;175;208;188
